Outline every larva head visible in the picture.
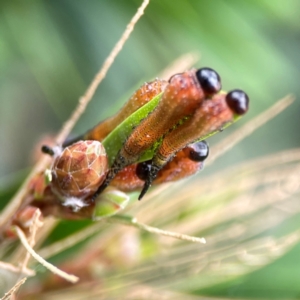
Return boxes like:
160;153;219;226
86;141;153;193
136;160;152;181
51;140;108;199
187;140;209;162
226;89;249;115
195;68;222;96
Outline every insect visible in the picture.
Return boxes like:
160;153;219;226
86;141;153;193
63;79;168;147
138;89;249;199
43;67;249;203
92;67;222;198
110;140;209;192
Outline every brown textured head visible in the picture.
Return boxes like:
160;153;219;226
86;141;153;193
51;140;108;199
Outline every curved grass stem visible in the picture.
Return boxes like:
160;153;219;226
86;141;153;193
107;215;206;244
15;226;79;284
0;0;151;235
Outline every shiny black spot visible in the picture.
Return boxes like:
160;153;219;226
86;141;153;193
41;145;54;156
136;160;152;181
226;89;249;115
195;68;221;95
188;140;209;162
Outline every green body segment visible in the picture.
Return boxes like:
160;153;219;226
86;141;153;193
102;92;163;166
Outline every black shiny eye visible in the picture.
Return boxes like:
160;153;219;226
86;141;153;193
136;160;152;181
41;145;55;156
188;140;209;162
195;68;221;96
226;89;249;115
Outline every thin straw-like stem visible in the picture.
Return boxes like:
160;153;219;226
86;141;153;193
39;215;205;261
20;209;43;271
55;0;150;145
39;222;107;260
1;278;27;300
107;216;206;244
0;0;150;234
0;157;49;232
15;226;79;284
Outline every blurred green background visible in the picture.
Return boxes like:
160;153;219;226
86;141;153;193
1;0;300;298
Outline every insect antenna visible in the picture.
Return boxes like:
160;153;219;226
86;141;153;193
41;145;55;156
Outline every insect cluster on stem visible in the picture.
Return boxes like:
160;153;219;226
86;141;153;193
36;67;249;220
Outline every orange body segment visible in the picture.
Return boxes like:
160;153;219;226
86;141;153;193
154;93;234;166
95;68;222;197
63;79;167;147
137;92;235;200
110;147;204;192
120;70;208;164
83;79;168;142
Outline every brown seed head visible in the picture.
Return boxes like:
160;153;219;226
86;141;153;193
51;141;108;199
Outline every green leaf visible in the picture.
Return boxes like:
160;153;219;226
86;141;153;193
93;188;130;219
102;92;163;166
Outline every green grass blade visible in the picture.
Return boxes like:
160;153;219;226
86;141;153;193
102;92;163;166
